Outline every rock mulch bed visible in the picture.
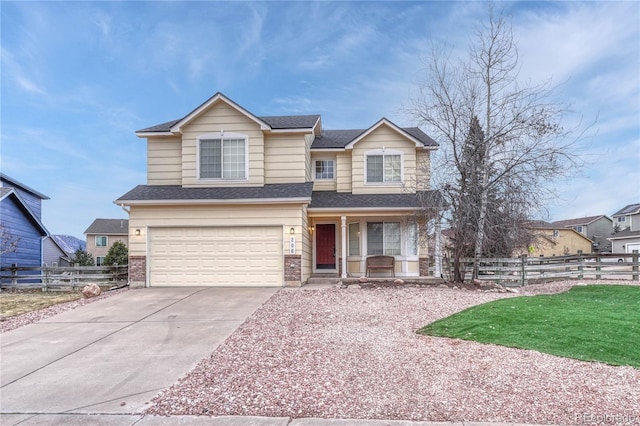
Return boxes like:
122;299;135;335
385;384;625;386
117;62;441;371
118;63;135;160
146;280;640;424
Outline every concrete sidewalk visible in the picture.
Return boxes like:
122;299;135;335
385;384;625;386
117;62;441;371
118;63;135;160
1;287;277;417
0;413;537;425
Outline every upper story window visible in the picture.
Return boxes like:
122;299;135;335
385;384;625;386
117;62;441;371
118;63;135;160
315;160;335;180
618;216;626;222
574;225;584;233
96;236;108;247
198;132;247;180
553;230;559;238
365;149;402;184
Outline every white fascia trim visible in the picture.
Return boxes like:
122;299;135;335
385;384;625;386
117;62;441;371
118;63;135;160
607;234;640;241
310;148;346;153
308;207;420;213
267;128;315;134
344;118;424;149
115;197;312;206
135;131;175;138
170;93;271;133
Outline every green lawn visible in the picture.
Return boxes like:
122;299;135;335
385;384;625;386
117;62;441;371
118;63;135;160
418;285;640;368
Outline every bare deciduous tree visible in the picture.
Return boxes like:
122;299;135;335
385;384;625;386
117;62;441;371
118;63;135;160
408;8;584;281
0;224;20;256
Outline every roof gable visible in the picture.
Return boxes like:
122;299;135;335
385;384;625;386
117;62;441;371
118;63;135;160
0;188;49;236
170;92;270;133
344;118;432;150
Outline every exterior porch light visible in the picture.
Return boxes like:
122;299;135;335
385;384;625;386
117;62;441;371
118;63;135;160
134;229;141;236
308;226;315;233
290;227;295;235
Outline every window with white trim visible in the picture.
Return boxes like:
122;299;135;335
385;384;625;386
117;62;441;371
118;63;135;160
96;236;107;247
366;150;402;183
367;222;401;256
198;133;247;180
315;160;335;180
618;216;626;223
96;256;105;266
348;223;360;256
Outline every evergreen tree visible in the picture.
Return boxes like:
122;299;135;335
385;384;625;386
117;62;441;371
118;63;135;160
103;241;128;266
70;248;95;266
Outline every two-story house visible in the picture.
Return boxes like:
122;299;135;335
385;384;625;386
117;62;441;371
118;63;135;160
83;219;129;266
551;215;613;253
116;93;440;287
609;203;640;256
526;221;592;257
0;173;49;272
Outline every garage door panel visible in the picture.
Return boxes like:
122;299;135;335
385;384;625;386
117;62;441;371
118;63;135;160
149;226;283;287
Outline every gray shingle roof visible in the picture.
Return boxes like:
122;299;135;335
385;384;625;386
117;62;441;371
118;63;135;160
607;228;640;240
551;215;606;227
84;219;129;235
137;115;319;133
0;173;50;199
612;203;640;216
308;190;443;209
116;183;314;203
310;127;438;149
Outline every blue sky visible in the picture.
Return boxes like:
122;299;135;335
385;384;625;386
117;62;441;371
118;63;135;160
1;1;639;239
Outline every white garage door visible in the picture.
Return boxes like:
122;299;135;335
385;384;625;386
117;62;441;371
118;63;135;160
149;226;283;287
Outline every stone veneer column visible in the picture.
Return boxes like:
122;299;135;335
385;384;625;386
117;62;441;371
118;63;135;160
129;256;146;288
284;255;301;287
419;257;430;277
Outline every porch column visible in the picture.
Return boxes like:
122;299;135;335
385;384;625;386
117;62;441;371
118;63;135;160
341;215;347;279
435;219;442;277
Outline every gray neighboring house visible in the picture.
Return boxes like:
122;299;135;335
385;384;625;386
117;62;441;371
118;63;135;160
551;215;613;253
43;235;86;266
84;219;129;266
608;203;640;259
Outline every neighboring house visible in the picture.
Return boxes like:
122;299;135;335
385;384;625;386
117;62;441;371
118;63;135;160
551;215;613;253
0;174;49;272
611;203;640;232
527;221;592;257
608;203;640;259
116;92;441;287
83;219;129;266
43;235;86;266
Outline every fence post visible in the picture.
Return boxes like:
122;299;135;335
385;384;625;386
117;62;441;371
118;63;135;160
595;254;602;280
43;266;49;292
520;255;527;287
578;253;584;280
633;250;639;281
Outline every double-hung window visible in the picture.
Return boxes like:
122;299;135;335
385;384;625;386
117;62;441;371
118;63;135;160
367;222;401;256
366;150;402;183
96;236;107;247
315;160;335;180
198;133;247;180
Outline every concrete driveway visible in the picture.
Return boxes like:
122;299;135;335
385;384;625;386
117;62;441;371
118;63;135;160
1;287;277;420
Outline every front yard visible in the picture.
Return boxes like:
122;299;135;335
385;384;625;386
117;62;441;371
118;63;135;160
146;281;640;424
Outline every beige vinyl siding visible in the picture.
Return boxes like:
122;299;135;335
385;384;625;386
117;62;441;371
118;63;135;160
305;134;314;182
147;137;182;185
180;101;265;187
128;203;305;258
415;149;431;191
336;151;352;193
264;133;307;183
351;124;417;195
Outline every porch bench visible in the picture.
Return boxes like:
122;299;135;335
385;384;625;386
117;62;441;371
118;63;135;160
366;255;395;277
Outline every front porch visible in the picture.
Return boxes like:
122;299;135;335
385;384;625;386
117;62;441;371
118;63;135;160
307;212;442;280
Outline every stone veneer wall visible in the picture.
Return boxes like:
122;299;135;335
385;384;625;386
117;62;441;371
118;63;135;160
284;254;301;287
129;256;146;288
419;257;430;277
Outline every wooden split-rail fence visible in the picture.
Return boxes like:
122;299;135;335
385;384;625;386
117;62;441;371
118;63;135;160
0;265;128;291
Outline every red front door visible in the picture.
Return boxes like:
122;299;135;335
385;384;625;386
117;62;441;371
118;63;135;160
316;224;336;270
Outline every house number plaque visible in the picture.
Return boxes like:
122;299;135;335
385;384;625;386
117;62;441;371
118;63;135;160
289;236;296;254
